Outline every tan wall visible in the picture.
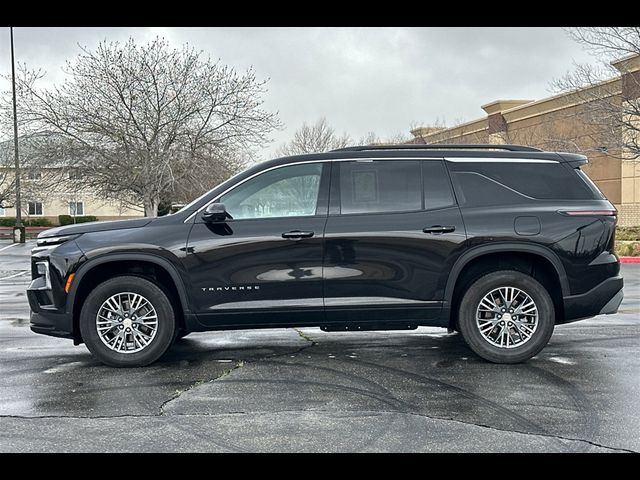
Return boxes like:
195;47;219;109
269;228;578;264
410;59;640;226
1;169;144;224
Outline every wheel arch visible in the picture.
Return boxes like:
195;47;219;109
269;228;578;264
444;243;569;328
67;253;191;342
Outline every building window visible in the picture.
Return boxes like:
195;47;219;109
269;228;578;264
27;171;42;181
69;201;84;216
0;206;5;216
28;201;43;216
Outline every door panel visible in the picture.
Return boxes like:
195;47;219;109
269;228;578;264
323;160;466;324
184;162;329;327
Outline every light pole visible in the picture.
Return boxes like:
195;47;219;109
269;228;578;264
10;27;25;243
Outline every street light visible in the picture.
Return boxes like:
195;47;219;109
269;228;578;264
10;26;25;243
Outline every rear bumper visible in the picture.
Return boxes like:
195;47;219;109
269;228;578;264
560;275;624;324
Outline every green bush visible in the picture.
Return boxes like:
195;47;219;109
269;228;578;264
0;217;52;227
26;218;53;227
58;215;98;225
58;215;73;226
75;215;98;224
615;241;638;256
616;226;640;241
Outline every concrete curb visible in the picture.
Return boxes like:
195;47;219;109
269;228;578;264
620;257;640;264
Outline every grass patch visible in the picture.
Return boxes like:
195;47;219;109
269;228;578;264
617;226;640;241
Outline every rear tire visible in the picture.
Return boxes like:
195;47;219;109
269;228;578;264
457;270;554;363
79;275;176;367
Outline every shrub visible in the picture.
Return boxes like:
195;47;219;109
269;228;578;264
58;215;73;226
26;218;53;227
75;215;99;224
616;226;640;241
59;215;98;225
0;217;52;227
615;241;640;257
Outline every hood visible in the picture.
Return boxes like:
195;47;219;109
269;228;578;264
38;217;155;238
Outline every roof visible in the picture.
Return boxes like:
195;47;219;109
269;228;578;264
253;144;587;172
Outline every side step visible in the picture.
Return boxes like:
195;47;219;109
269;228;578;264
321;323;418;332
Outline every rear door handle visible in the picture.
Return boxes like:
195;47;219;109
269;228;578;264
282;230;315;239
423;225;455;234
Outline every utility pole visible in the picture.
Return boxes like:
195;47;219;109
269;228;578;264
10;27;24;243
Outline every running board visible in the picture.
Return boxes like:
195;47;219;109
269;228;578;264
321;323;418;332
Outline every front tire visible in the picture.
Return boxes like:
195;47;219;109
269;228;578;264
79;275;177;367
457;270;555;363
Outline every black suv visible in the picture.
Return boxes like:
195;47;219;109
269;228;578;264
28;144;623;366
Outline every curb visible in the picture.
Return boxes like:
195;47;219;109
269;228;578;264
620;256;640;264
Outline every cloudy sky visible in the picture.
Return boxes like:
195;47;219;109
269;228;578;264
0;27;598;159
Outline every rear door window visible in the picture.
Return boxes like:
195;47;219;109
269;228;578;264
423;160;456;210
339;160;422;214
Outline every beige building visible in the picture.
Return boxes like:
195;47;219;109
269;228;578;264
410;54;640;227
0;167;143;224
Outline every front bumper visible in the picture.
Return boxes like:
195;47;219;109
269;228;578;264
560;275;624;323
27;287;74;340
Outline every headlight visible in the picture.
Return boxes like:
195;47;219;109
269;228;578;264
32;234;81;254
36;234;81;247
34;260;51;289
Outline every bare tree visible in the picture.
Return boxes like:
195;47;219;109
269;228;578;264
277;118;351;156
552;27;640;159
6;37;281;216
358;131;410;145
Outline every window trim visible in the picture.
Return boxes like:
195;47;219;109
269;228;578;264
26;170;42;181
68;201;85;217
27;201;44;217
187;156;548;223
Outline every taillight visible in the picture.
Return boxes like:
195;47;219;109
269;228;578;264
558;209;617;216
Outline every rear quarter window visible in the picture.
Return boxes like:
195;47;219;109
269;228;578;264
448;160;598;205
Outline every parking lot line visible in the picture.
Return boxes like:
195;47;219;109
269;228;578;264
0;243;18;252
0;271;29;280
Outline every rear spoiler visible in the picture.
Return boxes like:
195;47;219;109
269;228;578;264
556;152;588;168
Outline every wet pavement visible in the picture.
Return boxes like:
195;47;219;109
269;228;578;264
1;240;639;452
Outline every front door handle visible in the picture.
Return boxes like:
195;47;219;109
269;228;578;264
282;230;315;239
423;225;455;234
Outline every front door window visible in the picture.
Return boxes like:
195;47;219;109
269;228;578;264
219;163;323;220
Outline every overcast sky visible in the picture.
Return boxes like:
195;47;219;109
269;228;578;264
0;27;598;159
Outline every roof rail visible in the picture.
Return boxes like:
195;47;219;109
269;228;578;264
331;144;543;153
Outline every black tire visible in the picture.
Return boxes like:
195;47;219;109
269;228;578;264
457;270;555;364
176;331;191;340
79;275;177;367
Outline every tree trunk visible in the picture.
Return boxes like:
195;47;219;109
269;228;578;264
143;196;160;217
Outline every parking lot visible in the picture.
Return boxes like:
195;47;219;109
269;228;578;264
0;239;639;452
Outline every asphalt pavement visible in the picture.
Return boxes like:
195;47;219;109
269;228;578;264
0;239;639;452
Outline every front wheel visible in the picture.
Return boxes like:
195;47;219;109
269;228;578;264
79;275;177;367
457;270;555;363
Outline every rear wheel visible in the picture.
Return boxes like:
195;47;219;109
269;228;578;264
79;276;177;367
457;270;555;363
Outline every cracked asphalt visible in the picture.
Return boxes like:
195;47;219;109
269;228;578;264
1;240;639;452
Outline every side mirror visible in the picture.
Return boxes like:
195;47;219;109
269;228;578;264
202;203;231;223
